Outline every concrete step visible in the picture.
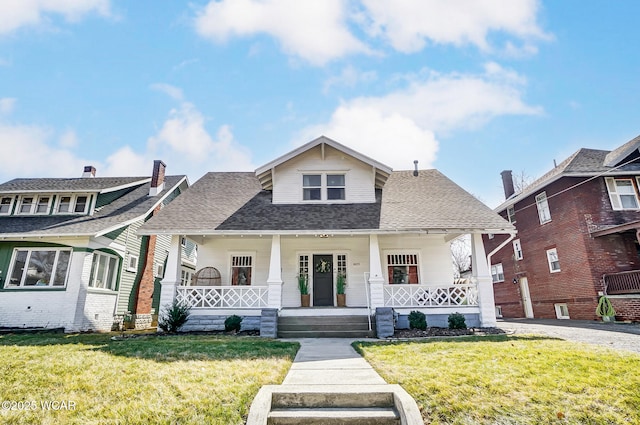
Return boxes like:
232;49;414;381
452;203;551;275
272;391;394;409
267;407;400;425
278;315;374;338
278;323;372;331
278;330;376;338
278;316;372;325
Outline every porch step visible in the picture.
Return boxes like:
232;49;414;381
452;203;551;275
277;315;375;338
267;407;399;425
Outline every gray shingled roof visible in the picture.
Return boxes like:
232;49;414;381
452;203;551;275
139;170;512;234
0;176;186;237
0;177;150;193
604;134;640;167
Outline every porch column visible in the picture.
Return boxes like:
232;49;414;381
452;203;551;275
471;233;497;327
266;234;283;309
369;234;385;308
158;235;181;319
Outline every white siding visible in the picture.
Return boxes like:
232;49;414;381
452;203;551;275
196;236;271;285
272;144;376;204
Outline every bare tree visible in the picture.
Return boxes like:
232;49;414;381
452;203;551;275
513;170;534;194
451;235;471;278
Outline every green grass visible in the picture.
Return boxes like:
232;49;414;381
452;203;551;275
355;335;640;425
0;332;298;425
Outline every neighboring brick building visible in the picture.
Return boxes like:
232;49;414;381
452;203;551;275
484;135;640;322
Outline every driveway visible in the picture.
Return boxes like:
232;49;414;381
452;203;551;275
496;319;640;354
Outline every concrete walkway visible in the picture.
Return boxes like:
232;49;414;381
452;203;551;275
282;338;386;385
497;319;640;354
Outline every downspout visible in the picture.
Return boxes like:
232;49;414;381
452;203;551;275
486;232;517;268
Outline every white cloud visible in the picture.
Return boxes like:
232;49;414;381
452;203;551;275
150;83;184;102
58;129;78;148
361;0;550;53
0;0;111;35
299;64;541;169
0;98;16;114
194;0;371;66
323;65;378;93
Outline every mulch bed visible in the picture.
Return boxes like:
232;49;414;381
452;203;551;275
392;327;506;338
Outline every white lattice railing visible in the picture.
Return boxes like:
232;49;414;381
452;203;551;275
176;286;269;309
383;284;478;308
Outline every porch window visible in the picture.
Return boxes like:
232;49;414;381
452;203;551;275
89;251;119;290
7;248;71;288
303;175;322;200
535;192;551;224
491;263;504;283
606;177;640;210
513;239;523;261
387;253;419;284
0;196;14;214
546;248;560;273
336;254;347;276
298;255;310;278
181;268;194;285
231;255;253;285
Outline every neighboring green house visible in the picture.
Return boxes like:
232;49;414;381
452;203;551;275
0;161;189;332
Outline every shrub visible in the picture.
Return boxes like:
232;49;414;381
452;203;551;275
448;312;467;329
225;315;243;332
158;300;191;333
408;310;427;330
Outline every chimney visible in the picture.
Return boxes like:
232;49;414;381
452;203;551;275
501;170;515;199
413;160;419;177
82;166;96;178
149;160;166;196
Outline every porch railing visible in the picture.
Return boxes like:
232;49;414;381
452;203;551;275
383;283;478;308
176;286;269;309
603;271;640;295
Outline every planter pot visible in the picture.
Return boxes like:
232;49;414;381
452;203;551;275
601;315;615;323
336;293;346;307
301;294;310;307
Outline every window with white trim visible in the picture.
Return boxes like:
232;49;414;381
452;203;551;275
513;239;523;261
156;263;165;278
336;254;347;277
231;255;253;285
302;174;322;200
495;306;503;318
0;196;14;214
181;268;194;286
546;248;560;273
298;254;310;278
507;205;516;223
491;263;504;283
18;196;35;214
89;251;119;290
127;254;139;272
36;196;51;214
535;192;551;224
554;303;570;319
56;194;89;214
387;253;419;284
7;248;71;288
327;174;345;200
302;173;346;201
606;177;640;210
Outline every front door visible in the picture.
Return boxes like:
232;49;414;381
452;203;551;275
519;277;534;318
313;254;333;306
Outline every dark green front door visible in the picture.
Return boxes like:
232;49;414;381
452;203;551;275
313;254;333;306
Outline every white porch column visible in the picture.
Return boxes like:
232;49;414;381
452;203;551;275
266;234;283;309
369;234;385;308
471;233;497;327
158;235;182;314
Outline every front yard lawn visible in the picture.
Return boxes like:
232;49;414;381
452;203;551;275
0;333;298;425
355;335;640;425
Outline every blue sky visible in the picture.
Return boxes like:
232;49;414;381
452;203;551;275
1;1;639;208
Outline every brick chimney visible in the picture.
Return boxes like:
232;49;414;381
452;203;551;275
149;160;166;196
82;165;96;178
501;170;515;199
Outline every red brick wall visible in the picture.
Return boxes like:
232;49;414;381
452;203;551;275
485;177;640;321
610;297;640;321
134;206;161;315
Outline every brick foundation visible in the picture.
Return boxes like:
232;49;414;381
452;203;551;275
610;297;640;322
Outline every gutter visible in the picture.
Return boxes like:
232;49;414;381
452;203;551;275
486;232;517;268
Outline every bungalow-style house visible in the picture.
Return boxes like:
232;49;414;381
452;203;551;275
139;137;514;335
0;161;191;332
485;135;640;322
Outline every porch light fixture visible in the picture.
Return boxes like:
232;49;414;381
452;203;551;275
318;234;329;238
513;278;518;284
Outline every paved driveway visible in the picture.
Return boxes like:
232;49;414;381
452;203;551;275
496;319;640;354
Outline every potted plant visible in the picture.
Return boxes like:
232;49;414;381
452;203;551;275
596;295;616;322
336;273;346;307
298;274;310;307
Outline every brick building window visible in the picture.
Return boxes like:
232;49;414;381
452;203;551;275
605;177;640;210
491;263;504;283
546;248;560;273
536;192;551;224
513;239;523;260
507;205;516;223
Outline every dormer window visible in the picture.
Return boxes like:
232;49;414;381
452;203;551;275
0;196;14;214
302;173;346;201
36;196;51;214
55;194;90;214
19;196;35;214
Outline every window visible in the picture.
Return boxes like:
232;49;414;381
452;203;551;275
7;248;71;288
491;263;504;283
507;205;516;223
327;174;345;200
336;254;347;277
19;196;35;214
0;196;14;214
535;192;551;224
36;196;51;214
127;254;139;272
181;237;186;247
231;255;253;285
89;251;119;290
298;254;310;278
554;303;570;319
303;174;322;200
56;194;89;214
513;239;523;261
495;306;503;318
546;248;560;273
387;253;419;284
181;268;194;286
156;263;165;278
606;177;640;210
